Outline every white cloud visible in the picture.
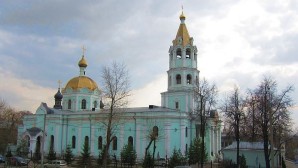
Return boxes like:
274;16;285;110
129;75;167;107
0;68;55;112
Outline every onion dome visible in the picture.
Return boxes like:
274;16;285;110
65;76;98;91
54;88;63;99
78;56;88;67
180;11;186;20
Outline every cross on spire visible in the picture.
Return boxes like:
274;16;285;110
58;80;62;89
82;45;86;56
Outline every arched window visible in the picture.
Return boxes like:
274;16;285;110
72;136;76;148
93;101;98;109
98;136;102;150
68;100;71;109
194;53;197;60
128;136;133;146
176;49;182;59
187;74;192;84
50;135;54;150
185;127;188;137
112;136;117;150
81;99;86;109
186;49;191;59
176;74;181;84
85;136;89;148
153;126;159;137
169;76;172;86
175;102;179;109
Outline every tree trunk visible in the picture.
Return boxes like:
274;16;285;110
145;139;153;157
153;140;156;163
103;111;113;168
263;122;270;168
200;99;205;168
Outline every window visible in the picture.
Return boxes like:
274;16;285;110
176;49;182;59
82;99;86;109
196;76;198;85
185;127;188;137
153;126;159;137
36;136;41;153
68;100;71;109
186;49;191;59
50;135;54;150
175;102;179;109
194;53;197;60
112;136;117;150
93;101;98;109
187;74;192;84
169;76;172;86
85;136;89;148
72;136;76;148
98;136;102;150
128;136;133;146
176;74;181;84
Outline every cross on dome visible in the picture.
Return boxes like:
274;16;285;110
82;45;86;56
58;80;62;89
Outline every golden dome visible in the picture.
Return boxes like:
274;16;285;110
78;56;88;67
64;76;98;91
180;12;186;20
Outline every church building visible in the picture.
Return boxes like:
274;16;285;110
18;12;222;161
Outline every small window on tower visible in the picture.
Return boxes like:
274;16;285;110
186;49;191;59
176;49;182;59
68;100;71;109
169;76;172;86
82;99;86;109
187;74;192;84
175;102;179;109
176;74;181;84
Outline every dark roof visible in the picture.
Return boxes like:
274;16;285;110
41;103;54;114
26;127;42;136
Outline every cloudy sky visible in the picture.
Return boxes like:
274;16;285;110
0;0;297;128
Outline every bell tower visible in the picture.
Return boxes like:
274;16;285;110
161;11;199;112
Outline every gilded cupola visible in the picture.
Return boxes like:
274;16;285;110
64;54;99;91
78;56;88;67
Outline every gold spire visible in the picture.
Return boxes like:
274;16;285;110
173;10;191;47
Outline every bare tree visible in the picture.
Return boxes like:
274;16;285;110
100;62;130;168
222;86;246;168
193;78;217;168
249;77;293;168
0;99;31;154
